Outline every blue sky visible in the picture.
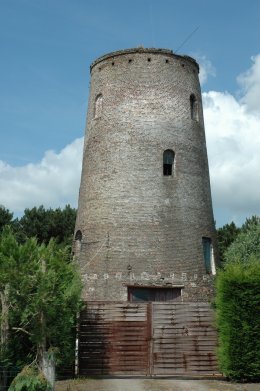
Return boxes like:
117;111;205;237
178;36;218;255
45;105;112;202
0;0;260;227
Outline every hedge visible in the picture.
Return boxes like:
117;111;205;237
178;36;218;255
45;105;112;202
216;259;260;381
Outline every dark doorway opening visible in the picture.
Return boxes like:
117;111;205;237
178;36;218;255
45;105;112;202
128;286;181;302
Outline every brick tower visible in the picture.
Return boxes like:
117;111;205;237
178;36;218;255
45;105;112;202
74;48;217;302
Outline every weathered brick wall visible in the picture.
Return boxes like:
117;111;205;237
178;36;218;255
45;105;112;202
75;48;217;301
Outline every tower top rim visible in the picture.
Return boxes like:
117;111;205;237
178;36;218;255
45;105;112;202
90;47;199;72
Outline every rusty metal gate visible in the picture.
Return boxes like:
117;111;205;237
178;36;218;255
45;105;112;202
78;302;218;376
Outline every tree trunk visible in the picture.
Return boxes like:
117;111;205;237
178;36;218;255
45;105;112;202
37;258;47;371
0;285;10;391
37;258;55;390
37;310;46;371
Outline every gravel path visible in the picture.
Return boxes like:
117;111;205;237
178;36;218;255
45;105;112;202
55;378;260;391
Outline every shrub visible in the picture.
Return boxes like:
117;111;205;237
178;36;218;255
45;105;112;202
8;365;52;391
216;259;260;381
223;223;260;265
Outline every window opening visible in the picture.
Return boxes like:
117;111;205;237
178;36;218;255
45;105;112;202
75;230;82;256
75;230;82;241
163;149;175;176
128;287;181;302
190;94;199;121
202;237;212;274
148;57;151;62
94;94;103;118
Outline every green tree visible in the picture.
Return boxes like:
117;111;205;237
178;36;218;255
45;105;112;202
224;222;260;264
216;260;260;381
18;206;51;244
0;206;13;234
17;239;82;370
217;222;241;266
48;204;77;246
216;224;260;381
0;227;22;389
18;205;77;245
0;228;82;387
241;215;260;233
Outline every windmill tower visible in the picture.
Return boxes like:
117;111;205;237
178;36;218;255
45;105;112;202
74;48;217;302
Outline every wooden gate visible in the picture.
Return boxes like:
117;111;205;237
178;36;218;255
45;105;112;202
151;302;218;375
79;302;149;375
79;302;218;376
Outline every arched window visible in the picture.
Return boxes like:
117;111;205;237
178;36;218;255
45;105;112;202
94;94;103;118
74;230;82;256
75;230;82;241
190;94;199;121
163;150;175;176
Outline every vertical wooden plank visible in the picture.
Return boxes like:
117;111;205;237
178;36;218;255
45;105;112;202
146;302;153;376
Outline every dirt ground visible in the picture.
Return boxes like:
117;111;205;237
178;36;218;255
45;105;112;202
55;378;260;391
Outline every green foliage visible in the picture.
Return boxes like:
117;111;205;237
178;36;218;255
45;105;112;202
8;365;52;391
224;223;260;264
217;222;241;266
217;216;260;267
0;228;82;372
0;204;77;247
0;226;20;288
216;222;260;381
0;206;13;234
18;205;77;245
216;260;260;381
18;240;83;367
241;215;260;233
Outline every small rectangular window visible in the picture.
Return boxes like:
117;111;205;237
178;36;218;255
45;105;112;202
202;237;212;273
163;150;175;176
190;94;199;121
94;94;103;118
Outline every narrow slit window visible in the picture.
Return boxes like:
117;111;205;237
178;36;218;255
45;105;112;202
163;150;175;176
94;94;103;118
190;94;199;121
202;237;212;274
75;230;82;256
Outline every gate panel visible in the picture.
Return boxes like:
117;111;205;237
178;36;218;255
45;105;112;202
79;302;149;375
152;302;218;375
79;301;219;376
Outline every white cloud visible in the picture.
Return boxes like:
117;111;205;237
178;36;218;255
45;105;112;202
237;54;260;114
0;56;259;227
194;55;216;86
203;55;260;225
0;138;83;213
